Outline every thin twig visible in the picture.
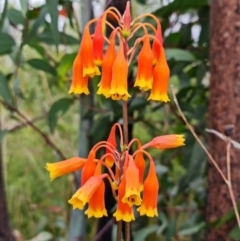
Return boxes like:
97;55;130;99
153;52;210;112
226;138;240;228
171;86;228;183
0;99;66;160
8;114;46;133
94;218;115;241
171;86;240;228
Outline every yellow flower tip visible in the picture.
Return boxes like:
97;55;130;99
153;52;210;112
68;197;84;210
137;205;158;217
105;157;114;167
96;87;111;98
122;193;142;207
68;86;90;95
94;59;102;66
121;29;130;38
134;77;152;91
83;66;101;78
112;181;118;191
148;93;170;102
113;210;135;222
85;207;107;218
177;135;185;146
110;93;131;101
45;163;56;181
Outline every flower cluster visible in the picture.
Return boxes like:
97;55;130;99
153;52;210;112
69;2;170;102
46;123;185;221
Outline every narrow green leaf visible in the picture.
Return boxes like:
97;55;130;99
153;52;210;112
46;0;60;49
153;0;208;17
179;222;205;236
7;8;25;25
57;53;76;77
133;225;159;241
48;98;73;133
0;0;8;32
0;33;15;55
228;225;240;241
165;48;196;62
27;59;56;75
36;29;79;45
20;0;28;14
28;40;45;56
0;72;12;104
28;6;47;42
0;130;8;143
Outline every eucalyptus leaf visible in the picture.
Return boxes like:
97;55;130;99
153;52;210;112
46;0;60;48
165;48;196;62
48;98;73;133
0;72;12;104
133;225;159;241
228;225;240;241
179;222;205;236
0;0;8;32
0;33;15;55
27;59;56;75
7;8;25;25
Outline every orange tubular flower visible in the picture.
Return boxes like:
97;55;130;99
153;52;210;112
148;45;170;102
134;150;145;191
81;150;97;185
85;162;108;218
113;176;135;222
104;123;118;167
109;41;131;101
46;157;86;181
142;134;185;150
81;26;100;78
137;160;159;217
134;35;154;91
121;1;131;38
68;173;106;210
97;30;117;98
93;16;104;66
69;51;89;95
122;155;142;206
152;22;163;65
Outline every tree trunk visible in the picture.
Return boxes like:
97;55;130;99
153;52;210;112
207;0;240;240
0;113;15;240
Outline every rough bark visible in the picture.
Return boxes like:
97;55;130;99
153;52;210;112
207;0;240;240
0;141;15;240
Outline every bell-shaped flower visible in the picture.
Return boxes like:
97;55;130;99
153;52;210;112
134;150;145;191
81;26;101;78
122;155;142;206
46;157;86;181
109;41;131;101
85;162;107;218
81;150;96;185
104;123;117;167
137;160;159;217
142;134;185;150
134;35;154;91
93;16;104;66
152;22;163;65
68;173;106;210
148;46;170;102
113;176;135;222
97;30;117;98
69;51;89;95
